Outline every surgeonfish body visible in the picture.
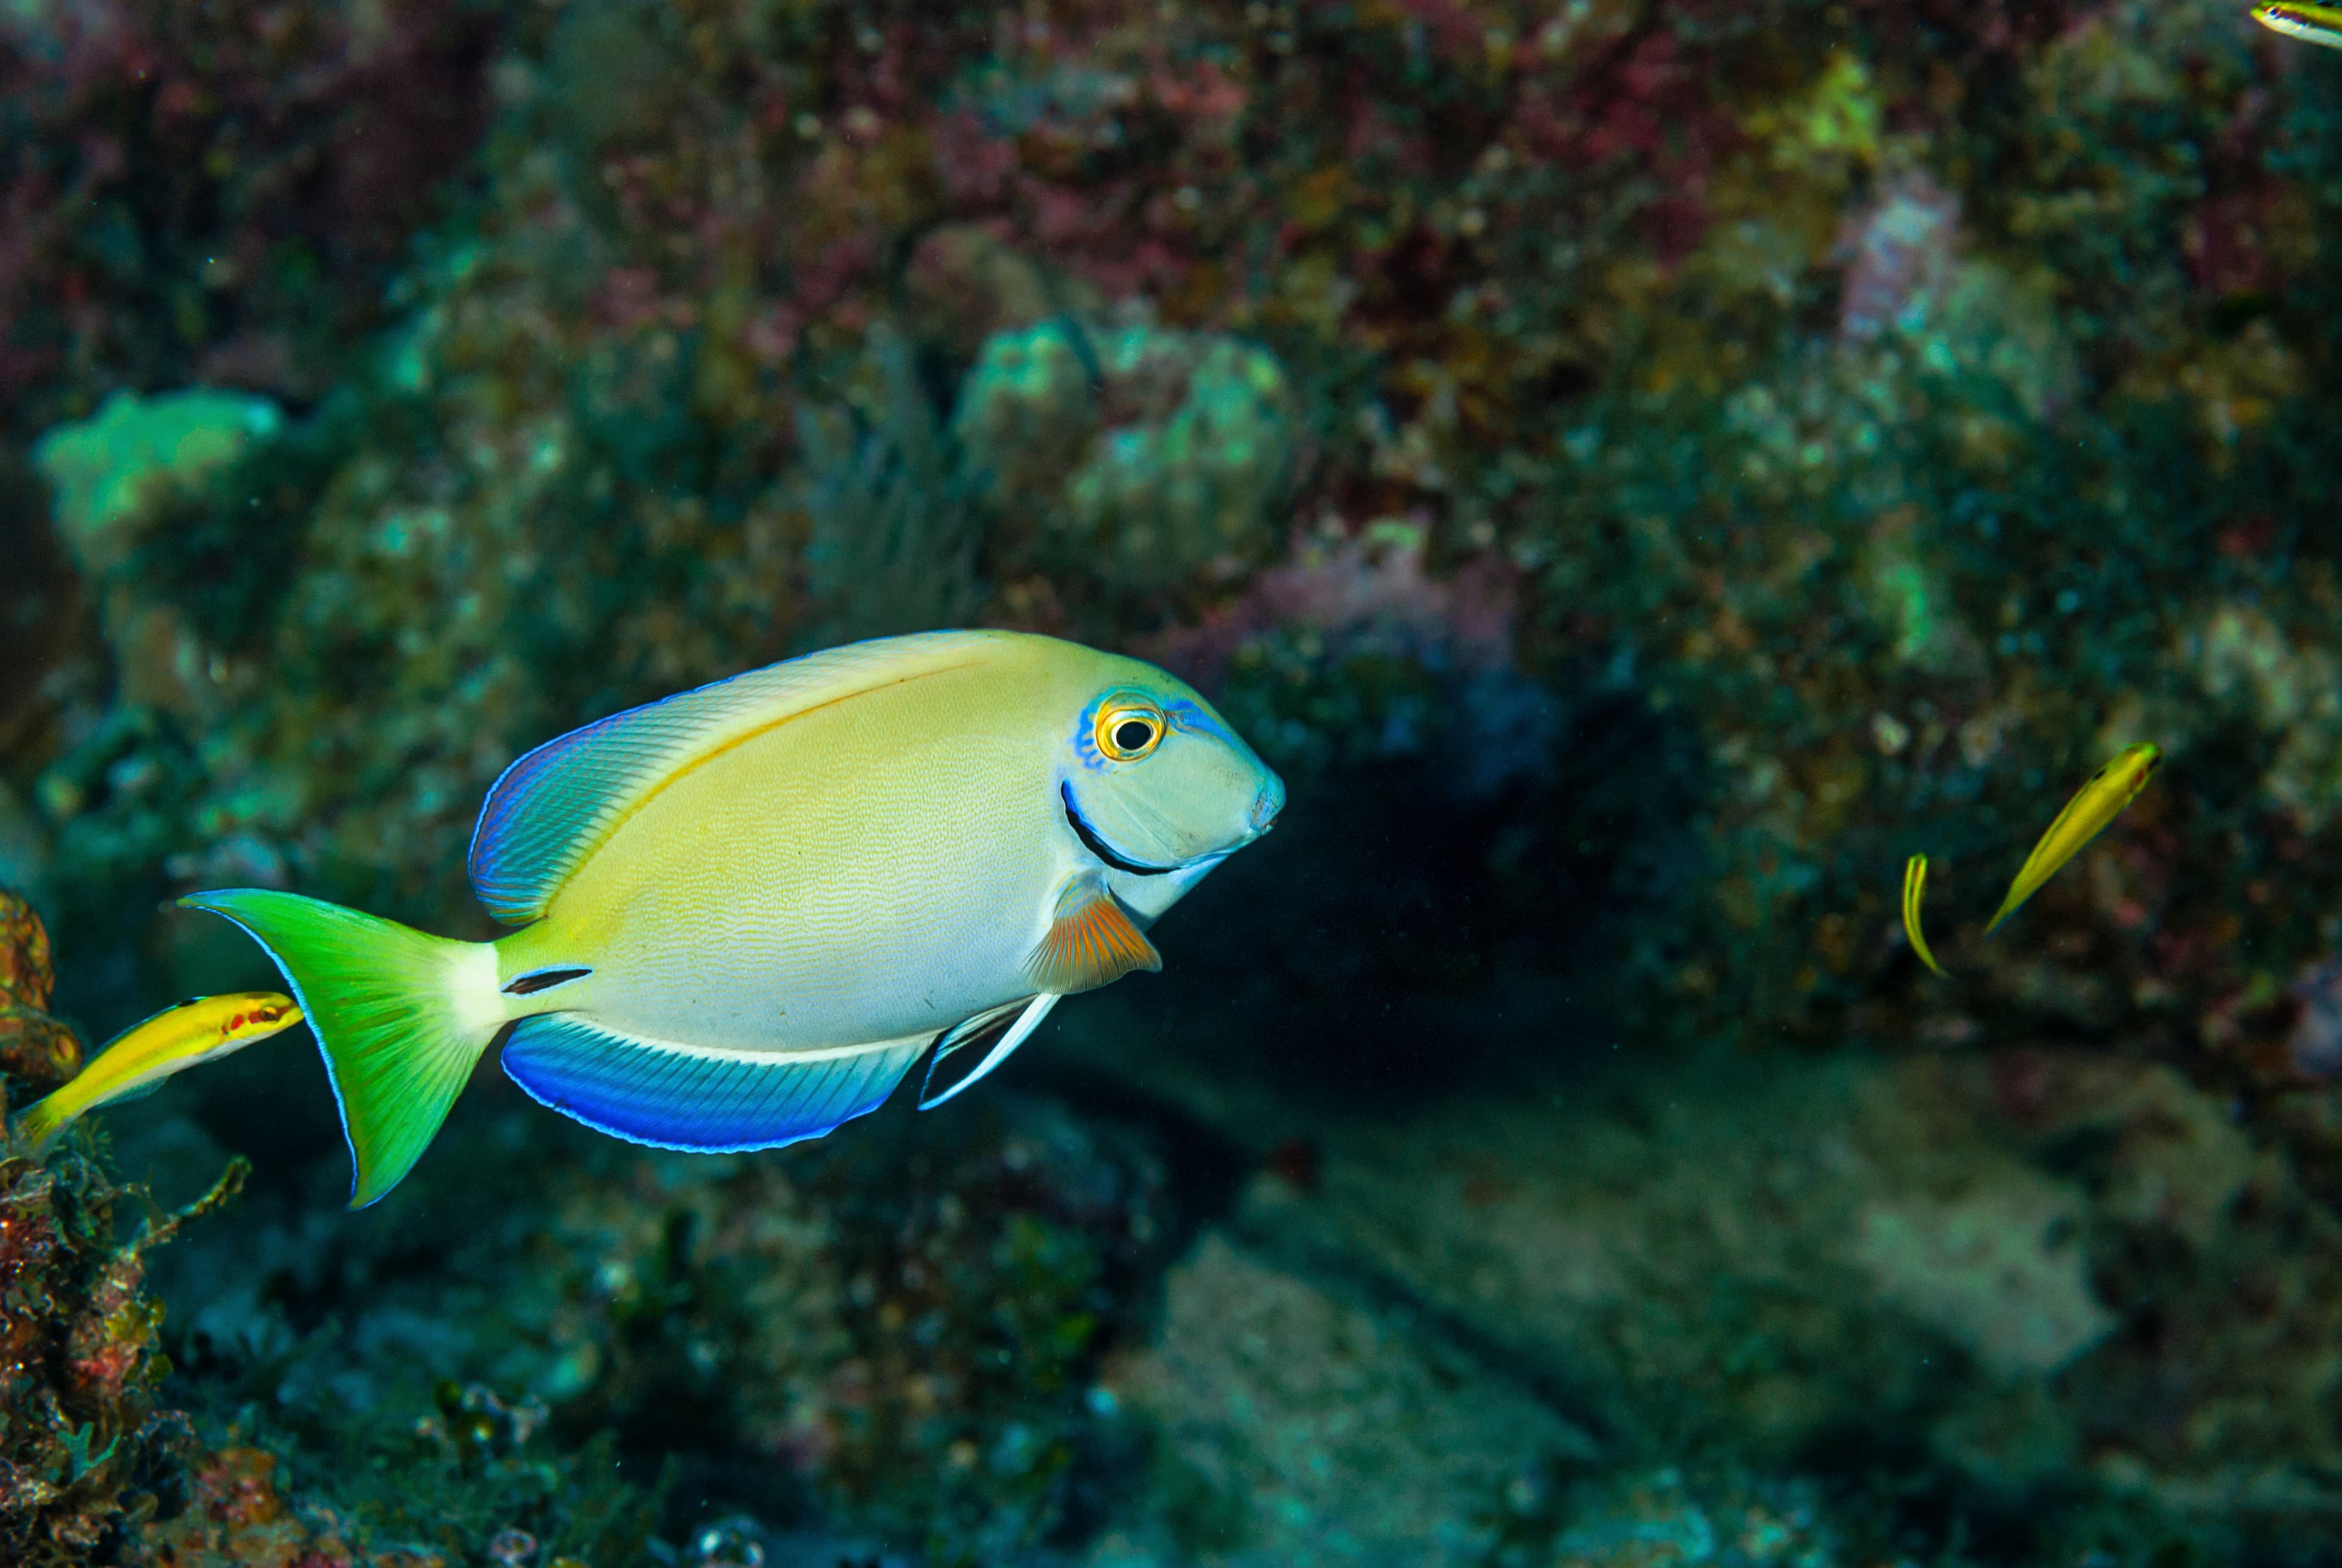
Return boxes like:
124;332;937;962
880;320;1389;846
184;631;1285;1208
1985;742;2161;936
15;992;303;1149
2254;1;2342;47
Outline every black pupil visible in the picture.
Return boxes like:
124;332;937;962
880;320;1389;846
1113;718;1155;752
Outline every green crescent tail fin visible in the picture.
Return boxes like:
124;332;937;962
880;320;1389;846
178;889;502;1208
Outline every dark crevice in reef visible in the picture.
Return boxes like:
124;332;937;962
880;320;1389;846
1122;667;1710;1115
1012;1064;1258;1258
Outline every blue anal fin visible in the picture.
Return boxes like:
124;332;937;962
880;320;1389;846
501;1014;925;1152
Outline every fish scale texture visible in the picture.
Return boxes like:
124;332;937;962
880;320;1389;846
500;1012;927;1151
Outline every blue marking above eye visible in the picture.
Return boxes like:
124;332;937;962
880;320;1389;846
1166;698;1236;747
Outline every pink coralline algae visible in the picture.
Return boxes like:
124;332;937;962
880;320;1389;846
1836;171;1962;342
2291;961;2342;1080
2185;177;2301;299
1151;529;1516;690
1517;32;1733;265
0;0;498;430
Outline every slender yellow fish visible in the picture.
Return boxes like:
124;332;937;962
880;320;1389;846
1901;854;1947;976
2254;1;2342;47
181;631;1284;1208
15;992;303;1149
1985;742;2161;936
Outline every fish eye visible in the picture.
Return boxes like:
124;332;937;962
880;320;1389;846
1094;695;1166;762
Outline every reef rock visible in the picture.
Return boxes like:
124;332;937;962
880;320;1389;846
30;391;282;576
956;319;1296;588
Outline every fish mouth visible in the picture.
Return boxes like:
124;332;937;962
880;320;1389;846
1250;776;1284;834
1061;782;1176;877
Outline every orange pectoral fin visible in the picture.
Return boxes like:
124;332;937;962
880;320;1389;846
1026;878;1162;994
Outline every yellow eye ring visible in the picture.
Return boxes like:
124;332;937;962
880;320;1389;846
1095;695;1167;762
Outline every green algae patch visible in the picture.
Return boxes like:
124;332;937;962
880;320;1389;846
956;320;1297;587
31;391;283;574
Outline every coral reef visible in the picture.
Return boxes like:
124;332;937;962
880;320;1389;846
9;0;2313;1147
140;1084;1172;1563
134;1411;659;1568
1092;1228;1593;1566
0;890;185;1564
0;892;668;1567
955;318;1296;589
0;890;81;1095
0;0;500;437
32;392;284;568
1037;985;2342;1562
10;1;2342;1092
12;0;2342;1560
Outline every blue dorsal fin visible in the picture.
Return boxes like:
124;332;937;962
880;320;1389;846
467;631;1009;924
501;1014;926;1151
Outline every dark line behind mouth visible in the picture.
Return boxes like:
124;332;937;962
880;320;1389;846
1062;782;1174;876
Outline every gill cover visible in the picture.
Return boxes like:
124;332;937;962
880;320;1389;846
1060;687;1283;873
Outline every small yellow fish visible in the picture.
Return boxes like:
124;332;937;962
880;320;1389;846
2254;1;2342;47
1902;854;1947;976
15;992;303;1149
1985;743;2161;936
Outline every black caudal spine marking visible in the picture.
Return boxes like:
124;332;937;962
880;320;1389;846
504;967;592;997
1060;782;1174;876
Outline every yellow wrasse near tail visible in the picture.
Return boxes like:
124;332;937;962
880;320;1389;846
1985;742;2161;935
2254;2;2342;47
183;631;1284;1208
1901;855;1946;977
15;992;302;1148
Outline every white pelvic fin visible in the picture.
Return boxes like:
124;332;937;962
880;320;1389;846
919;994;1062;1110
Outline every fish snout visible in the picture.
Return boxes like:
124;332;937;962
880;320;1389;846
1249;773;1287;836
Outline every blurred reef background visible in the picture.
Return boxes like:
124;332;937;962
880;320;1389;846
9;0;2342;1561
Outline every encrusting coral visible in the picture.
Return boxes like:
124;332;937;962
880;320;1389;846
0;889;200;1564
0;890;668;1567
